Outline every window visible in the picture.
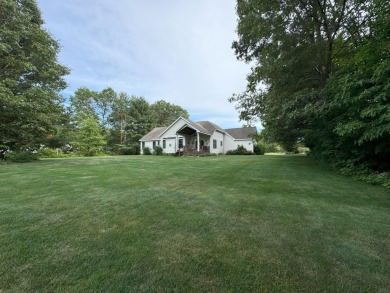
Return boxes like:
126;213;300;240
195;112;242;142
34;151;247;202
153;141;156;147
213;139;217;149
142;142;145;149
163;139;166;149
220;141;223;147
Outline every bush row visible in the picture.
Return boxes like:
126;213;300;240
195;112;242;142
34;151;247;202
3;151;39;163
142;146;164;155
226;145;255;155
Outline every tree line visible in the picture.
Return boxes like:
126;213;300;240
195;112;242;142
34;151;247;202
0;0;188;157
230;0;389;174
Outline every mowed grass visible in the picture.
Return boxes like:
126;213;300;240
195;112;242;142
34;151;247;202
0;155;389;292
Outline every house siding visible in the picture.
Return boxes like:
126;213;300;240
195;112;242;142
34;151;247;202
161;138;177;154
236;140;254;152
210;131;224;154
141;141;154;154
161;119;187;138
223;135;237;152
223;136;253;153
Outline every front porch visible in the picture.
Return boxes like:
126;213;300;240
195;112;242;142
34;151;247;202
175;124;211;155
175;145;210;156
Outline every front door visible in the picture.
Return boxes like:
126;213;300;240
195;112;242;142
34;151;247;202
178;138;184;149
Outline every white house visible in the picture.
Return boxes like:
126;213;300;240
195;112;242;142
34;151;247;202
139;116;256;155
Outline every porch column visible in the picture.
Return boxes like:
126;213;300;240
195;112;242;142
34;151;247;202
197;131;200;151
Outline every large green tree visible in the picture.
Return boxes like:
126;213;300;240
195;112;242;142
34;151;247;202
311;1;390;170
69;87;117;127
0;0;69;150
126;96;154;145
69;87;98;122
230;0;389;169
230;0;366;147
150;100;189;127
69;87;117;151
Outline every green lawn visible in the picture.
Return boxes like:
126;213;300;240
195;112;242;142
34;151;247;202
0;155;389;292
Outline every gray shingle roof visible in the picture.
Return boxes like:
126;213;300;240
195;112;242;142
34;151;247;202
184;118;211;135
225;127;257;139
139;127;167;141
196;121;225;134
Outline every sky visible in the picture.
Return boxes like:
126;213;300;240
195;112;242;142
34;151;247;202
37;0;255;129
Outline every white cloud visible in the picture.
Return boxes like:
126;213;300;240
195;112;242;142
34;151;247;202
38;0;256;129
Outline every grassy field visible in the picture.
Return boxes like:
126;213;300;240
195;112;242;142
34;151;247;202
0;155;389;292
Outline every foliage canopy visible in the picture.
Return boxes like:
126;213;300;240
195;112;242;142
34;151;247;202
230;0;390;170
0;0;69;150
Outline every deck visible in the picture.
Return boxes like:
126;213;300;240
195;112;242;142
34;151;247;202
175;146;210;156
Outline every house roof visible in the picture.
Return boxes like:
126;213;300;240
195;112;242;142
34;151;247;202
196;121;226;135
139;127;167;141
225;127;257;140
158;116;209;138
182;118;210;135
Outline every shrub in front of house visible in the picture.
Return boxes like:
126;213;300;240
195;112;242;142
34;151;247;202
117;144;140;155
4;151;39;162
132;144;141;155
117;147;133;155
253;143;265;155
153;146;163;155
143;147;152;155
226;145;253;155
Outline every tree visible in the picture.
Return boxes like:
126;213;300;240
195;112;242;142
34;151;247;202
312;0;390;170
69;86;118;151
69;87;98;122
126;96;154;145
150;100;189;127
109;92;131;145
230;0;369;149
0;0;69;150
230;0;389;170
72;116;106;156
69;87;116;126
95;87;116;129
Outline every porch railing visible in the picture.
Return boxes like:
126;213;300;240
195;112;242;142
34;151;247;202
176;145;210;156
